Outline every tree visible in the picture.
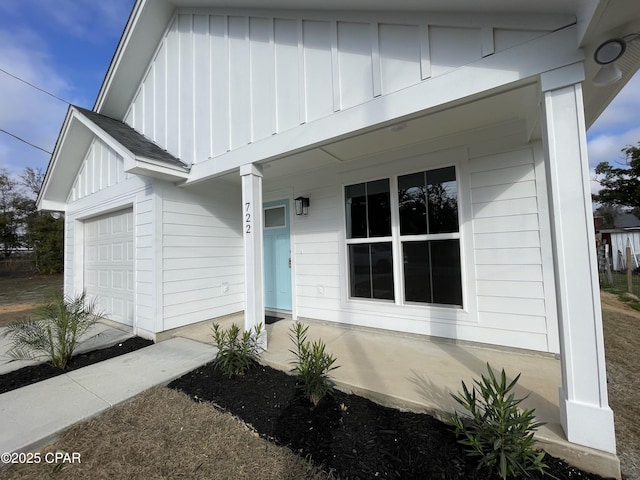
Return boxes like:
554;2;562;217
593;143;640;209
0;170;26;257
0;168;63;273
593;204;623;229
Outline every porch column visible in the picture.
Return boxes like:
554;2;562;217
540;65;616;453
240;163;266;347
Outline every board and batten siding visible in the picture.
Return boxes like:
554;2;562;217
68;138;127;202
125;10;557;165
161;185;244;330
469;146;555;352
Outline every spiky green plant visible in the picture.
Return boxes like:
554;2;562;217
211;322;264;377
451;363;547;479
289;321;339;406
1;290;102;369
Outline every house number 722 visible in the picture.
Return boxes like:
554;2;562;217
245;202;251;234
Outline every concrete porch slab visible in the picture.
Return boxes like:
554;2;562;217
175;315;621;479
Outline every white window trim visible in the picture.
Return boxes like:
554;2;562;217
340;155;476;322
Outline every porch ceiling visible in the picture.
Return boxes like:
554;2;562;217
195;81;539;189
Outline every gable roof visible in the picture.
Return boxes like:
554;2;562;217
74;107;185;170
615;213;640;230
95;0;640;128
37;106;189;212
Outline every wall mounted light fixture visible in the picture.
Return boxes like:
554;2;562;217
593;33;640;87
295;196;309;215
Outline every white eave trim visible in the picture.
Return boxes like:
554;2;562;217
128;156;190;181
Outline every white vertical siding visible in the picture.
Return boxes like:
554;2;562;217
378;23;422;94
126;11;557;165
250;17;276;140
161;186;244;330
337;22;373;109
429;26;483;77
274;18;300;131
69;138;126;202
228;16;251;149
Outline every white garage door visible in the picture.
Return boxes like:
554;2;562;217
84;209;134;326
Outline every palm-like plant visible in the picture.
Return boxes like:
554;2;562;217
1;290;102;369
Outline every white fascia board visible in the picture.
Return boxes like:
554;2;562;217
186;25;583;184
94;0;147;113
575;0;605;47
37;107;138;212
38;199;67;213
128;158;190;181
36;106;74;211
94;0;175;118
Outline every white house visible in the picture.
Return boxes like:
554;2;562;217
37;0;640;468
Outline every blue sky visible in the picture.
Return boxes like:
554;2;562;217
0;0;639;194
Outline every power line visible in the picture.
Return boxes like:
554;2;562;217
0;67;66;155
0;67;71;105
0;129;52;155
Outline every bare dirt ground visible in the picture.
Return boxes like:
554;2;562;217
600;292;640;480
0;274;63;327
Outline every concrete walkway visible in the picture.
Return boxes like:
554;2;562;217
0;330;216;455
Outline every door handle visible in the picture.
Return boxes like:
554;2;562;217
288;257;291;268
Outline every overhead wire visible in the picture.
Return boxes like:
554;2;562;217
0;129;52;155
0;67;71;105
0;67;69;156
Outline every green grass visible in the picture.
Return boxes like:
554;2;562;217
600;272;640;306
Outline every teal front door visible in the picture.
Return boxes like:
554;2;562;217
263;199;292;311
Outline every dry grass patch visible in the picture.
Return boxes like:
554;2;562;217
2;387;330;480
602;307;640;480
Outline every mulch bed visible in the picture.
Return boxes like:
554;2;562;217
0;337;153;394
169;361;612;480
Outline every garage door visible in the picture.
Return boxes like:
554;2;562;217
84;209;134;326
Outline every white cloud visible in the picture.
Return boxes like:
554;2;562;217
588;72;640;137
587;71;640;195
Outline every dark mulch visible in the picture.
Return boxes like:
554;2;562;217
169;361;612;480
0;337;153;394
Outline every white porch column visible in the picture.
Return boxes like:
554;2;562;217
540;65;616;453
240;163;266;347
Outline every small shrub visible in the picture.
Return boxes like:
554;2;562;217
289;321;339;406
1;290;102;369
211;322;263;377
450;363;547;479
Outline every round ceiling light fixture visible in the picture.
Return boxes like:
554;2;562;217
594;38;627;65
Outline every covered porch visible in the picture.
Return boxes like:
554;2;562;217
171;313;619;479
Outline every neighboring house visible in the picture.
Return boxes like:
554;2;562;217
598;213;640;270
37;0;640;466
